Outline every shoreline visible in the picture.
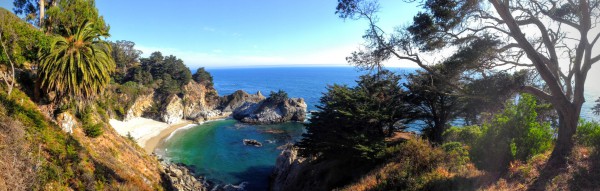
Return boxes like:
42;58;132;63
143;121;195;153
110;115;232;154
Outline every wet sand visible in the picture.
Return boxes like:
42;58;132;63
143;121;193;153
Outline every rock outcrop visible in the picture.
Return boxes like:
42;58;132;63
56;112;76;134
270;144;308;191
270;145;356;191
125;92;155;121
161;161;207;191
219;90;265;112
182;81;219;122
162;95;184;124
120;80;305;125
233;97;307;124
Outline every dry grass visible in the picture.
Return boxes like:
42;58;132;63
337;136;600;191
0;114;36;190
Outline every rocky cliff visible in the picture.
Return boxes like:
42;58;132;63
126;81;306;125
270;144;309;191
270;145;350;191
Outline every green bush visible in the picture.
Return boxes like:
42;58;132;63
443;126;483;146
83;123;103;138
442;142;470;169
470;94;554;172
192;67;214;87
268;89;289;103
375;139;445;191
576;119;600;147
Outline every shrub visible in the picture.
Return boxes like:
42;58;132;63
268;89;289;102
83;123;103;138
576;119;600;147
369;139;445;191
470;94;554;172
443;126;483;146
192;67;214;87
442;142;470;169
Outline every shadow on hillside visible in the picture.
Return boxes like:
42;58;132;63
568;149;600;190
229;165;274;191
426;172;501;191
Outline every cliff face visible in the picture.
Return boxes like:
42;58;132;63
125;92;155;121
270;145;349;191
126;82;306;125
162;95;184;124
182;81;218;121
270;145;308;191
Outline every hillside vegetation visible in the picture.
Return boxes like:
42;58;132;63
0;6;170;190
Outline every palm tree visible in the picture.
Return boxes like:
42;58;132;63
38;20;114;102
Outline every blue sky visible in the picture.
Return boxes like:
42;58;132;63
0;0;420;68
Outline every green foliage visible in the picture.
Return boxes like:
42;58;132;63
0;8;50;67
0;89;85;188
192;67;214;87
110;40;142;83
374;139;445;191
12;0;57;25
576;119;600;147
297;70;406;162
404;67;462;143
461;71;527;124
80;107;103;138
442;126;482;147
127;51;191;96
470;94;554;172
44;0;109;36
83;123;103;138
441;142;470;170
39;20;115;102
268;89;289;103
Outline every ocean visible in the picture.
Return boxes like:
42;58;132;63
156;67;600;191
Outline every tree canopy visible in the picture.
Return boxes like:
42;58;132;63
297;70;407;162
192;67;213;88
110;40;142;83
38;20;114;102
336;0;600;164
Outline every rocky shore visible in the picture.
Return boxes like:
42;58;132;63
160;160;207;191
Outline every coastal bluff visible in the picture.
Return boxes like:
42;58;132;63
124;81;307;125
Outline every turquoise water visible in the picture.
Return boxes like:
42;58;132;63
158;67;600;191
157;120;305;190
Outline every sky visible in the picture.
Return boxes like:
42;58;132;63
0;0;421;69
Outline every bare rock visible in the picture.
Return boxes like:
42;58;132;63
162;95;184;124
232;97;307;124
56;112;76;134
125;92;154;121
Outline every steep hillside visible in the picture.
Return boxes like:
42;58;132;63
0;89;166;190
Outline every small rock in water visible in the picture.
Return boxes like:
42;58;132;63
243;139;263;147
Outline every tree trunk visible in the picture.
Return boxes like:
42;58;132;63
547;103;580;166
39;0;45;27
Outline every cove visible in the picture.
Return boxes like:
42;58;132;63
156;119;305;190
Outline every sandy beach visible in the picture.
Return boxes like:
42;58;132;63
109;117;194;153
